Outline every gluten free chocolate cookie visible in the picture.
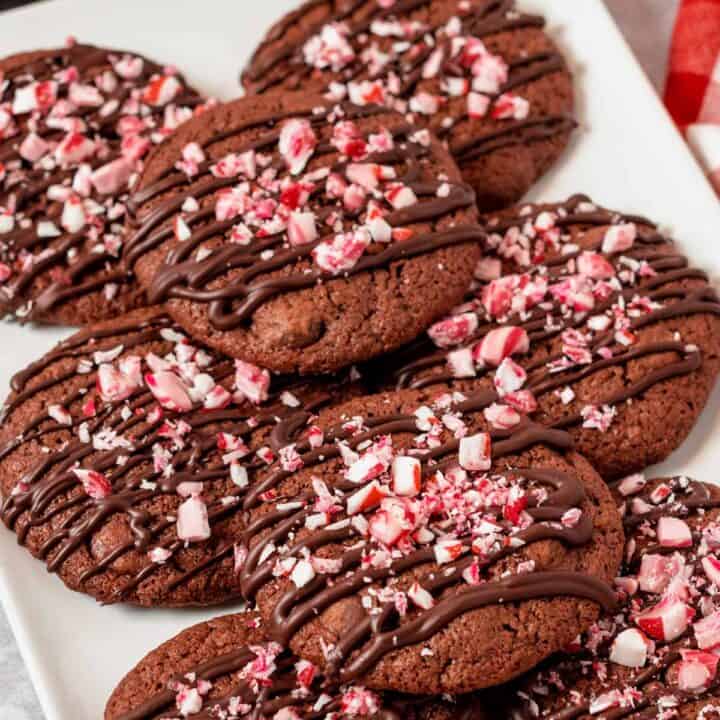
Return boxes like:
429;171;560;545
508;475;720;720
0;40;205;324
0;307;348;606
236;386;623;695
371;196;720;480
242;0;575;211
125;93;483;375
105;610;487;719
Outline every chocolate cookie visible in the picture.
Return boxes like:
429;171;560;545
508;475;720;720
242;0;575;211
370;195;720;480
236;386;624;695
0;40;205;324
105;609;488;719
125;93;483;375
0;306;349;606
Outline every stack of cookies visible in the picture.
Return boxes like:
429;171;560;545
1;3;719;720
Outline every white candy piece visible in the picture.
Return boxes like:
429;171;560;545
176;495;211;542
609;628;650;668
458;433;491;471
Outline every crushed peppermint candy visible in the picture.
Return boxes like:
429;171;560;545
0;43;207;320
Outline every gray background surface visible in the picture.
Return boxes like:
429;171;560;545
0;0;679;717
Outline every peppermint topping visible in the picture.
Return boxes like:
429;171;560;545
518;477;720;720
157;632;388;719
240;385;595;682
410;198;709;444
138;103;476;320
0;44;205;318
289;6;534;136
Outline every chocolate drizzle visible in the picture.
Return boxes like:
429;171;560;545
242;0;574;164
512;477;720;720
109;612;482;720
0;43;203;321
0;308;338;605
378;195;720;440
237;384;617;683
125;101;482;333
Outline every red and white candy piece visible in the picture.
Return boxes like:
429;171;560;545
369;507;405;547
346;480;385;515
434;538;464;565
484;403;521;430
290;559;316;588
609;628;653;668
19;133;49;163
346;450;388;484
636;596;694;642
475;326;529;367
677;650;719;691
428;312;478;349
577;251;615;280
637;554;679;594
602;223;637;254
234;360;270;404
616;473;646;496
702;555;720;587
458;433;491;472
145;371;193;412
287;211;318;247
61;195;86;234
55;132;95;165
313;230;370;273
493;357;527;396
391;456;421;497
175;687;203;716
491;93;529;120
656;517;693;548
695;609;720;650
408;582;435;610
467;92;490;118
470;52;508;94
176;494;211;542
143;75;181;106
48;404;72;425
385;183;417;210
97;362;140;403
447;347;475;378
73;468;112;500
90;158;133;195
279;118;317;175
12;80;57;114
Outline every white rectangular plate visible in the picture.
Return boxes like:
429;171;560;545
1;1;719;718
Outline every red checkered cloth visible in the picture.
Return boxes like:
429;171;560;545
665;0;720;193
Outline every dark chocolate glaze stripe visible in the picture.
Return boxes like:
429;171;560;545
238;402;615;680
0;44;203;317
515;477;720;720
242;0;573;162
0;310;334;604
113;637;457;720
387;196;720;433
126;101;482;331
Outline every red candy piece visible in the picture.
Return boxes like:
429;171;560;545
234;360;270;404
458;432;491;471
695;609;720;650
279;118;317;175
145;371;193;412
636;596;694;642
476;326;529;367
73;468;112;500
657;516;693;548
